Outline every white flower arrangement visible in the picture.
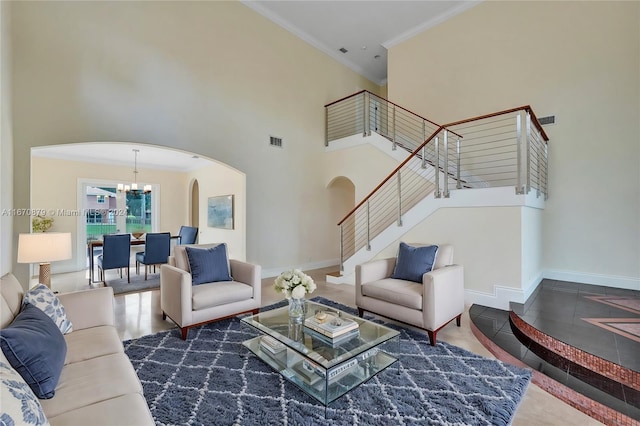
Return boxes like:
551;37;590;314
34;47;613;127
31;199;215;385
274;269;316;300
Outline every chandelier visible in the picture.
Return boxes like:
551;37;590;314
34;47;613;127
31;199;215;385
117;149;151;194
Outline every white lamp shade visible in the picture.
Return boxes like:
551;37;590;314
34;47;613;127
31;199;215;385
17;233;72;263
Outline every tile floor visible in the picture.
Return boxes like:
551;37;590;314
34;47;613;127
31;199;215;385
45;267;603;425
470;279;640;423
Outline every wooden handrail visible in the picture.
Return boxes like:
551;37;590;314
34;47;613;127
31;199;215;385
325;89;463;138
337;126;444;226
443;105;549;142
335;104;550;226
525;107;549;142
324;90;366;108
367;92;441;129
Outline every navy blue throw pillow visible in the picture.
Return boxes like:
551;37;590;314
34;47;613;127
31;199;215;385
0;303;67;399
391;242;439;283
186;244;233;285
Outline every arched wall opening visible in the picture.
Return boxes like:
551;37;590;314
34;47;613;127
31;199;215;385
29;142;246;277
326;176;356;260
190;179;200;230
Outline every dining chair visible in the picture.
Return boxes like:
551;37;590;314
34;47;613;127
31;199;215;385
97;234;131;284
136;232;171;280
178;226;198;245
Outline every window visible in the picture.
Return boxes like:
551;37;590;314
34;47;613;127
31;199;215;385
82;184;156;243
125;191;153;234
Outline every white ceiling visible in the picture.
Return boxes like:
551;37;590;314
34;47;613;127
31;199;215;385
242;0;479;85
32;143;215;172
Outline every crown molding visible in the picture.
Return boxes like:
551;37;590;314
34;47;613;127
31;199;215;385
383;1;482;49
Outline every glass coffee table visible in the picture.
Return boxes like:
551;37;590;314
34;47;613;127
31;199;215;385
241;300;399;414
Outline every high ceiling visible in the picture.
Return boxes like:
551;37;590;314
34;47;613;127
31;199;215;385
34;2;479;169
242;0;479;84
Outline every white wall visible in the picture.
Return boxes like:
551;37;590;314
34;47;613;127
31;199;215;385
521;207;543;299
323;142;401;201
388;1;640;288
31;155;189;273
374;206;523;306
0;0;13;277
9;1;381;276
187;163;246;261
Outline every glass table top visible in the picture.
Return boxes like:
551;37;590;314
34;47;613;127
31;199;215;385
241;300;399;369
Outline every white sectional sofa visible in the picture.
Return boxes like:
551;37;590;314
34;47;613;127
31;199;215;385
0;273;154;425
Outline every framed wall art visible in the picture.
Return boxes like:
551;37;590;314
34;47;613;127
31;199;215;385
207;194;234;229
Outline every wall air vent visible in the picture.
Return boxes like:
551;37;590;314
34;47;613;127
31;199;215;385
538;115;556;126
339;47;348;53
269;136;283;148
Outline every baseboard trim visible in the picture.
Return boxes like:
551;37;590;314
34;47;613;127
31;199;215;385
466;269;639;311
464;285;525;310
543;269;640;291
524;272;543;301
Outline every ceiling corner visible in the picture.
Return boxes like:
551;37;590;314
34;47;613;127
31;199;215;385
382;1;482;49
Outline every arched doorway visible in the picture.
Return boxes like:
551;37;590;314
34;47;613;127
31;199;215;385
30;142;246;275
327;176;356;259
190;179;199;228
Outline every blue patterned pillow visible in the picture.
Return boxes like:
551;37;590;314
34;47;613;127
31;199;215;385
391;242;439;283
185;244;232;285
0;351;49;426
22;284;73;334
0;304;67;399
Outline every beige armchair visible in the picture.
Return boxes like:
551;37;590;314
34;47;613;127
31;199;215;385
355;244;464;346
160;243;261;339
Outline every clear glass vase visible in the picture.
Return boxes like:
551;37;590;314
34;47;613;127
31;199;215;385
288;297;305;323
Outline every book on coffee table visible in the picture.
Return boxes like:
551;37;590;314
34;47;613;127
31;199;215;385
260;335;286;354
304;313;359;339
306;327;360;347
291;360;323;386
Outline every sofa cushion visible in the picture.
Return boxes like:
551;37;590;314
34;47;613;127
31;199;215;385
391;242;438;283
63;326;123;365
192;281;253;310
22;284;73;334
361;278;423;310
186;244;232;285
0;350;49;426
47;393;152;426
39;352;143;418
0;303;67;399
1;273;25;328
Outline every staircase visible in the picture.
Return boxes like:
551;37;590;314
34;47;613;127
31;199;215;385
325;90;549;284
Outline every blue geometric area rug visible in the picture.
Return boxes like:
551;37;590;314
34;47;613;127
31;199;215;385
124;297;532;425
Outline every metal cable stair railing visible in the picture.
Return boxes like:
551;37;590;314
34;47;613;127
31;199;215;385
326;90;444;154
325;92;549;271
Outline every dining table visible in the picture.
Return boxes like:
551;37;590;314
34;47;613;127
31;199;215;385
87;234;180;284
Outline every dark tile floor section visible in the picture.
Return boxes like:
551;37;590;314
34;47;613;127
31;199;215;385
469;279;640;422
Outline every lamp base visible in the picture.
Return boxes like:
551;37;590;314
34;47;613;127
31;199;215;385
39;262;52;288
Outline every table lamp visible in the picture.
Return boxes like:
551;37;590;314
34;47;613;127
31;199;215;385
17;232;72;288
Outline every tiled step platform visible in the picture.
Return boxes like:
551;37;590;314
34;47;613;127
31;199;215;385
470;279;640;425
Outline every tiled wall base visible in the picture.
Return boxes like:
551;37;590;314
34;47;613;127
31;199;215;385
471;319;639;426
510;312;639;392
